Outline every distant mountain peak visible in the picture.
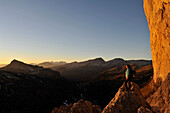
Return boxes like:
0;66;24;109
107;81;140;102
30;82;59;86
112;58;125;61
1;59;60;78
94;57;105;61
3;59;37;72
87;57;105;62
10;59;24;64
11;59;19;63
79;57;105;65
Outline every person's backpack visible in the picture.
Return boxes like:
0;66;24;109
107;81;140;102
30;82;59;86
129;69;136;79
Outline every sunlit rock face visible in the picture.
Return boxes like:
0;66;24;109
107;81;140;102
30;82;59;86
146;73;170;113
143;0;170;83
102;82;150;113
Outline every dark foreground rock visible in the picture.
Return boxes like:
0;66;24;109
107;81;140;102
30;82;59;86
52;82;151;113
0;70;79;113
52;99;102;113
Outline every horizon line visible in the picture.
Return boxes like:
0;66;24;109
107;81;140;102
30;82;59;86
0;57;152;65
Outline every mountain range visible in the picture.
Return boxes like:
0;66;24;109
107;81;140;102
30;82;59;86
0;59;60;78
0;58;153;113
0;58;151;81
47;57;152;81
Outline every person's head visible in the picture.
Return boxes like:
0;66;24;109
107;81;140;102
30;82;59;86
126;64;131;69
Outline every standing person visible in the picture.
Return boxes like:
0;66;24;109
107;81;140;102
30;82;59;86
125;64;133;90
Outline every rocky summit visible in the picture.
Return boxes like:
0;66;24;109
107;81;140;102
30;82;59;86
102;82;150;113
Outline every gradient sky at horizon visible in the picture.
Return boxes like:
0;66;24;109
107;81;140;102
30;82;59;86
0;0;151;64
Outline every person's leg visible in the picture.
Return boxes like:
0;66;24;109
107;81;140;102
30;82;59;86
125;79;128;90
128;78;131;90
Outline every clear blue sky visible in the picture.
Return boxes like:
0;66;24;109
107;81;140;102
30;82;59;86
0;0;151;64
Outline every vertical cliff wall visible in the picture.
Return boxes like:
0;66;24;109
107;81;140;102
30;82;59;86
143;0;170;83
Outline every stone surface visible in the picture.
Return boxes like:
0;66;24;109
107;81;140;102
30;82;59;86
70;99;94;113
143;0;170;83
51;99;102;113
92;105;102;113
143;1;170;112
147;73;170;113
102;82;150;113
138;106;153;113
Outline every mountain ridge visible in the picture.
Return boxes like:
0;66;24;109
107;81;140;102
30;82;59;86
50;57;152;81
37;57;151;68
0;59;60;78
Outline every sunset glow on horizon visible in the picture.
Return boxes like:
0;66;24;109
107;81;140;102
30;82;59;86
0;0;151;64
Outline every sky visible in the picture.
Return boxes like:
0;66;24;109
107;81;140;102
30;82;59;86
0;0;151;64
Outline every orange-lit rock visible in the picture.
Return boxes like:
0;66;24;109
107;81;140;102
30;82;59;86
102;82;150;113
146;73;170;113
143;0;170;83
51;99;102;113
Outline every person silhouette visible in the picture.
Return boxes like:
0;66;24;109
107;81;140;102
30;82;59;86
125;64;134;90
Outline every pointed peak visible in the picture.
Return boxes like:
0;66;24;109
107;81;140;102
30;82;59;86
10;59;25;65
11;59;19;62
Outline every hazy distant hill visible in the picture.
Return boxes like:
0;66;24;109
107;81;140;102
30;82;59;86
51;58;106;81
38;61;66;68
0;64;7;68
51;57;152;81
104;58;152;68
0;59;60;78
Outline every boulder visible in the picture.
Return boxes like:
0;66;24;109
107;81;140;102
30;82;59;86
51;99;102;113
92;105;102;113
70;99;94;113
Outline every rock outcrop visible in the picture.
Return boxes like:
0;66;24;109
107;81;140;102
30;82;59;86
143;1;170;112
143;0;170;83
146;73;170;113
51;99;102;113
102;82;150;113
